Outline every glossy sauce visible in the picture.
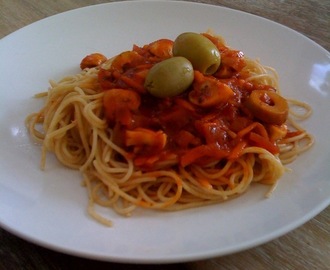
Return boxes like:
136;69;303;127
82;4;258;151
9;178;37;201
92;34;285;169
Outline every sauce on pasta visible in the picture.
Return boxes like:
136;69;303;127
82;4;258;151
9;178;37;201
26;31;314;226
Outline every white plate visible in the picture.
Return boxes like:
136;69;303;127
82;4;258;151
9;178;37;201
0;0;329;264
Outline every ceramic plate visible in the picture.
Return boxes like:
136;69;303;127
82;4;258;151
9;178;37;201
0;0;329;263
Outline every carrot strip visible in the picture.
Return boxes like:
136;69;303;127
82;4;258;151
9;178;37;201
197;178;213;189
237;122;268;139
180;144;229;167
175;98;196;112
228;140;248;160
284;130;304;138
249;132;279;154
119;75;145;93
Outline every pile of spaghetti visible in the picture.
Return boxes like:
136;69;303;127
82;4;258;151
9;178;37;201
26;31;313;226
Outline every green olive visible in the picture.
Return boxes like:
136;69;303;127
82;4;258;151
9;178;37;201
245;90;289;125
173;32;221;75
144;56;194;98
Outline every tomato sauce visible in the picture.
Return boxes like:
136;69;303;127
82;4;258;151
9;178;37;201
95;35;285;169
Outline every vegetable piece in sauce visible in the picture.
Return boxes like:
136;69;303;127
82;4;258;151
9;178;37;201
146;39;173;58
80;53;107;70
144;56;194;98
189;71;234;107
125;128;167;155
245;90;289;125
173;32;221;75
103;88;141;126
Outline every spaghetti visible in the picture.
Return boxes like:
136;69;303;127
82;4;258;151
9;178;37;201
26;32;314;226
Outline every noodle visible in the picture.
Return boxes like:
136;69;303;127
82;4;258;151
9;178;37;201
26;32;313;226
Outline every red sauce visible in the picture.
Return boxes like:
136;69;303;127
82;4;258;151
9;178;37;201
97;35;281;169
